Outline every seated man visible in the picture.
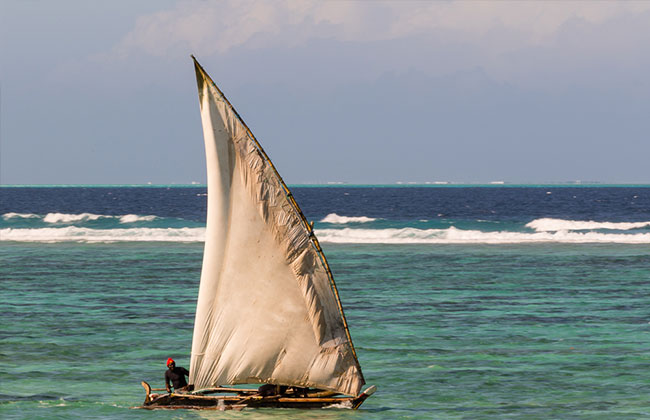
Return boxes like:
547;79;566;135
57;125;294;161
257;384;310;397
257;384;288;396
165;358;190;393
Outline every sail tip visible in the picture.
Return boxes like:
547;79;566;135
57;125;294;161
192;55;207;77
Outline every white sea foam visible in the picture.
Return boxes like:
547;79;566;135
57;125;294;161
43;213;104;223
0;227;205;243
3;225;650;244
2;212;40;220
2;212;161;224
315;227;650;244
324;400;353;409
118;214;158;223
320;213;376;224
526;218;650;232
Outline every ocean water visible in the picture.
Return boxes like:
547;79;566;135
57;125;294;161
1;186;649;419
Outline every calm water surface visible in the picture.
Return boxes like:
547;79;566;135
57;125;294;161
1;187;649;419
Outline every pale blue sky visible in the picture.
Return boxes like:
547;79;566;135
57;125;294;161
2;0;650;184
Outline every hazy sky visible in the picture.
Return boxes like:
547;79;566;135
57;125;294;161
2;0;650;184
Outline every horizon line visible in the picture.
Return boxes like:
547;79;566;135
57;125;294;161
3;182;650;188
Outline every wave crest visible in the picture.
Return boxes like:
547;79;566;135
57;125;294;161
2;212;160;224
118;214;158;223
2;213;40;220
4;222;650;244
526;218;650;232
320;213;376;224
316;227;650;244
0;227;205;243
43;213;104;223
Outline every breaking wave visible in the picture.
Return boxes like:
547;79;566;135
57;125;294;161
316;227;650;244
2;213;40;220
0;227;205;243
526;218;650;232
43;213;104;223
320;213;376;224
117;214;158;223
4;215;650;244
1;212;159;224
5;226;647;244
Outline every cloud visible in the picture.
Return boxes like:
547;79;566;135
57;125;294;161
110;0;650;58
44;0;650;95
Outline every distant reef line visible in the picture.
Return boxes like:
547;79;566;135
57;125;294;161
2;183;650;188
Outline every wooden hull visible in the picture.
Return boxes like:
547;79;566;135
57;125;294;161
137;382;374;411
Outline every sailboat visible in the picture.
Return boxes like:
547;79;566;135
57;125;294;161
138;57;375;410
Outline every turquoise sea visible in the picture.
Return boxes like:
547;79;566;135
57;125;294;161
1;186;649;419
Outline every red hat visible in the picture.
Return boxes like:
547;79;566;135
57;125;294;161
167;358;174;367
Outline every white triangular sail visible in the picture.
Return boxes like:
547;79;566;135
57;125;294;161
189;58;364;396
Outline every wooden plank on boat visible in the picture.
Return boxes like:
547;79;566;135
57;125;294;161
197;386;258;394
308;390;340;398
170;393;353;404
139;404;246;411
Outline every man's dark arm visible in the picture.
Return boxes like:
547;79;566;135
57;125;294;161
165;371;172;393
181;367;189;377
